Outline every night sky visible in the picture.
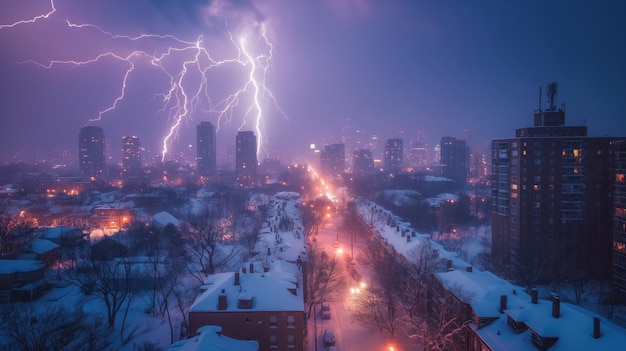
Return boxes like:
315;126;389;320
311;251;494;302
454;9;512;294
1;0;625;166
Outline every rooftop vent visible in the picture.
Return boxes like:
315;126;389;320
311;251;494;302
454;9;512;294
238;292;253;309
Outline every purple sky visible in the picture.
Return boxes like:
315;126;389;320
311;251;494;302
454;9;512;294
1;0;625;166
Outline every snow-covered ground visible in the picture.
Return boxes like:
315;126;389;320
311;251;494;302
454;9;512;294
0;191;308;351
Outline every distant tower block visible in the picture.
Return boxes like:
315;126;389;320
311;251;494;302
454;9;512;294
79;126;106;179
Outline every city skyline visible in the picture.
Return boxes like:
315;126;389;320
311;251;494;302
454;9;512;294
1;1;625;165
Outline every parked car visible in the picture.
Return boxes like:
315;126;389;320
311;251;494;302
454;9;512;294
323;329;336;347
321;302;331;320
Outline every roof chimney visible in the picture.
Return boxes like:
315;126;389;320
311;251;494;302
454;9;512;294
218;290;227;310
531;289;538;304
250;262;254;273
552;297;560;318
594;317;601;338
234;272;240;286
499;295;507;313
446;260;452;271
466;266;473;272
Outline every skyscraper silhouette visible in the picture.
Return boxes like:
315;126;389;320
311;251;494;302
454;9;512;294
197;122;217;176
384;138;403;174
79;126;106;179
236;131;257;187
121;135;142;178
440;136;469;184
320;143;345;177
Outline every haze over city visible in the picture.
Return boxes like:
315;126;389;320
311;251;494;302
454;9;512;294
3;2;626;351
1;0;625;166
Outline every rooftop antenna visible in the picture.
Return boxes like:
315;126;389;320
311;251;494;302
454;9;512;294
546;82;558;111
538;85;542;112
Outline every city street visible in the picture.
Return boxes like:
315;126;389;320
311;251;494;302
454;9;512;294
308;211;390;351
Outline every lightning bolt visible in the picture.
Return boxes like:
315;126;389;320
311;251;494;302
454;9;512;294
1;0;284;162
0;0;56;29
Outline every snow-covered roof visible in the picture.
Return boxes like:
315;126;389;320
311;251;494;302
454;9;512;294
38;226;82;239
358;197;626;350
253;194;306;264
0;260;45;274
153;211;179;227
168;325;258;351
357;200;471;268
27;239;59;254
190;270;304;313
476;296;626;350
379;189;420;207
435;269;528;318
423;175;452;182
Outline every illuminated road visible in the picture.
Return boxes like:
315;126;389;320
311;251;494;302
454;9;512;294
310;211;390;351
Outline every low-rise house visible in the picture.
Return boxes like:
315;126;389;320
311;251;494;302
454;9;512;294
17;239;59;267
168;325;258;351
92;205;135;231
38;226;85;247
189;264;305;351
152;211;179;229
0;260;46;303
434;268;626;351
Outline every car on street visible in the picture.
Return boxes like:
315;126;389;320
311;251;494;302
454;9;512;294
323;328;336;347
321;302;331;319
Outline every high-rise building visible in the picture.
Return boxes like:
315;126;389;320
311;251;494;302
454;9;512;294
121;135;142;178
440;136;469;184
320;143;345;177
353;148;374;175
491;84;618;284
197;122;217;176
407;141;430;172
236;131;257;187
383;138;403;174
613;140;626;296
79;126;106;179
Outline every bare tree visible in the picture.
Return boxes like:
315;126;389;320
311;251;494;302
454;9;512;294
513;239;554;289
352;287;402;339
401;242;443;319
303;247;344;319
352;242;406;340
0;303;111;351
401;282;473;351
63;237;135;330
362;203;384;230
301;197;328;240
183;207;241;283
